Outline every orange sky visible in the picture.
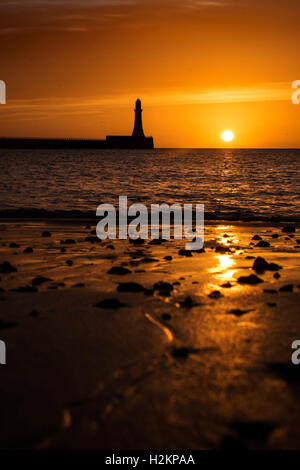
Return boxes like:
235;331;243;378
0;0;300;147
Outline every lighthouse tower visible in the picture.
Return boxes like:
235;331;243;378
132;98;145;138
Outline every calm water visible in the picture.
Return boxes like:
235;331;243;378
0;148;299;221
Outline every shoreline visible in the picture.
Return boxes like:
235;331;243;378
0;219;300;449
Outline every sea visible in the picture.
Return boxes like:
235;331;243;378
0;148;299;221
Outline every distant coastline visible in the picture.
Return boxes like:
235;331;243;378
0;136;154;150
0;99;154;150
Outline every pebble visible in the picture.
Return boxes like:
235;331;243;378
60;239;76;245
237;274;264;285
221;282;233;288
107;266;132;275
32;276;52;286
94;298;126;309
41;231;51;238
85;236;99;243
282;225;296;233
255;241;271;248
252;257;282;273
0;261;17;273
171;347;198;359
117;282;145;293
30;309;39;318
228;309;251;317
161;314;172;321
279;284;294;292
208;291;223;299
178;249;192;257
153;282;174;294
0;319;17;329
9;243;20;248
179;296;198;308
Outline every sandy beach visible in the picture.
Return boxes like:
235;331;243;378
0;219;299;449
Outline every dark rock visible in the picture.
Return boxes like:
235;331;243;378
279;284;294;292
215;246;232;254
267;303;277;308
143;288;154;296
179;296;199;308
149;239;166;245
9;242;20;248
255;241;271;248
117;282;145;293
60;247;66;253
14;286;38;293
162;313;172;321
0;261;17;273
94;298;126;309
30;309;39;318
90;230;97;235
237;274;264;285
72;283;85;288
228;309;251;317
164;256;173;261
245;256;255;260
41;231;51;238
32;276;52;286
60;239;76;245
269;362;300;384
263;289;278;294
0;319;17;329
282;225;296;233
85;236;99;243
252;235;262;241
171;347;198;359
107;266;131;275
271;234;279;239
178;249;192;257
252;257;282;273
195;247;206;253
221;282;233;289
141;257;159;263
230;421;276;441
153;282;174;294
129;239;145;245
23;247;33;253
66;260;73;266
208;291;223;299
274;272;281;279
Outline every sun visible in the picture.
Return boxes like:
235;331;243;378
221;130;234;143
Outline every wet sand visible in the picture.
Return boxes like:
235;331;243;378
0;220;300;449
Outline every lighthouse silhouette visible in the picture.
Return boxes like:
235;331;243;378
106;98;154;148
132;98;145;138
